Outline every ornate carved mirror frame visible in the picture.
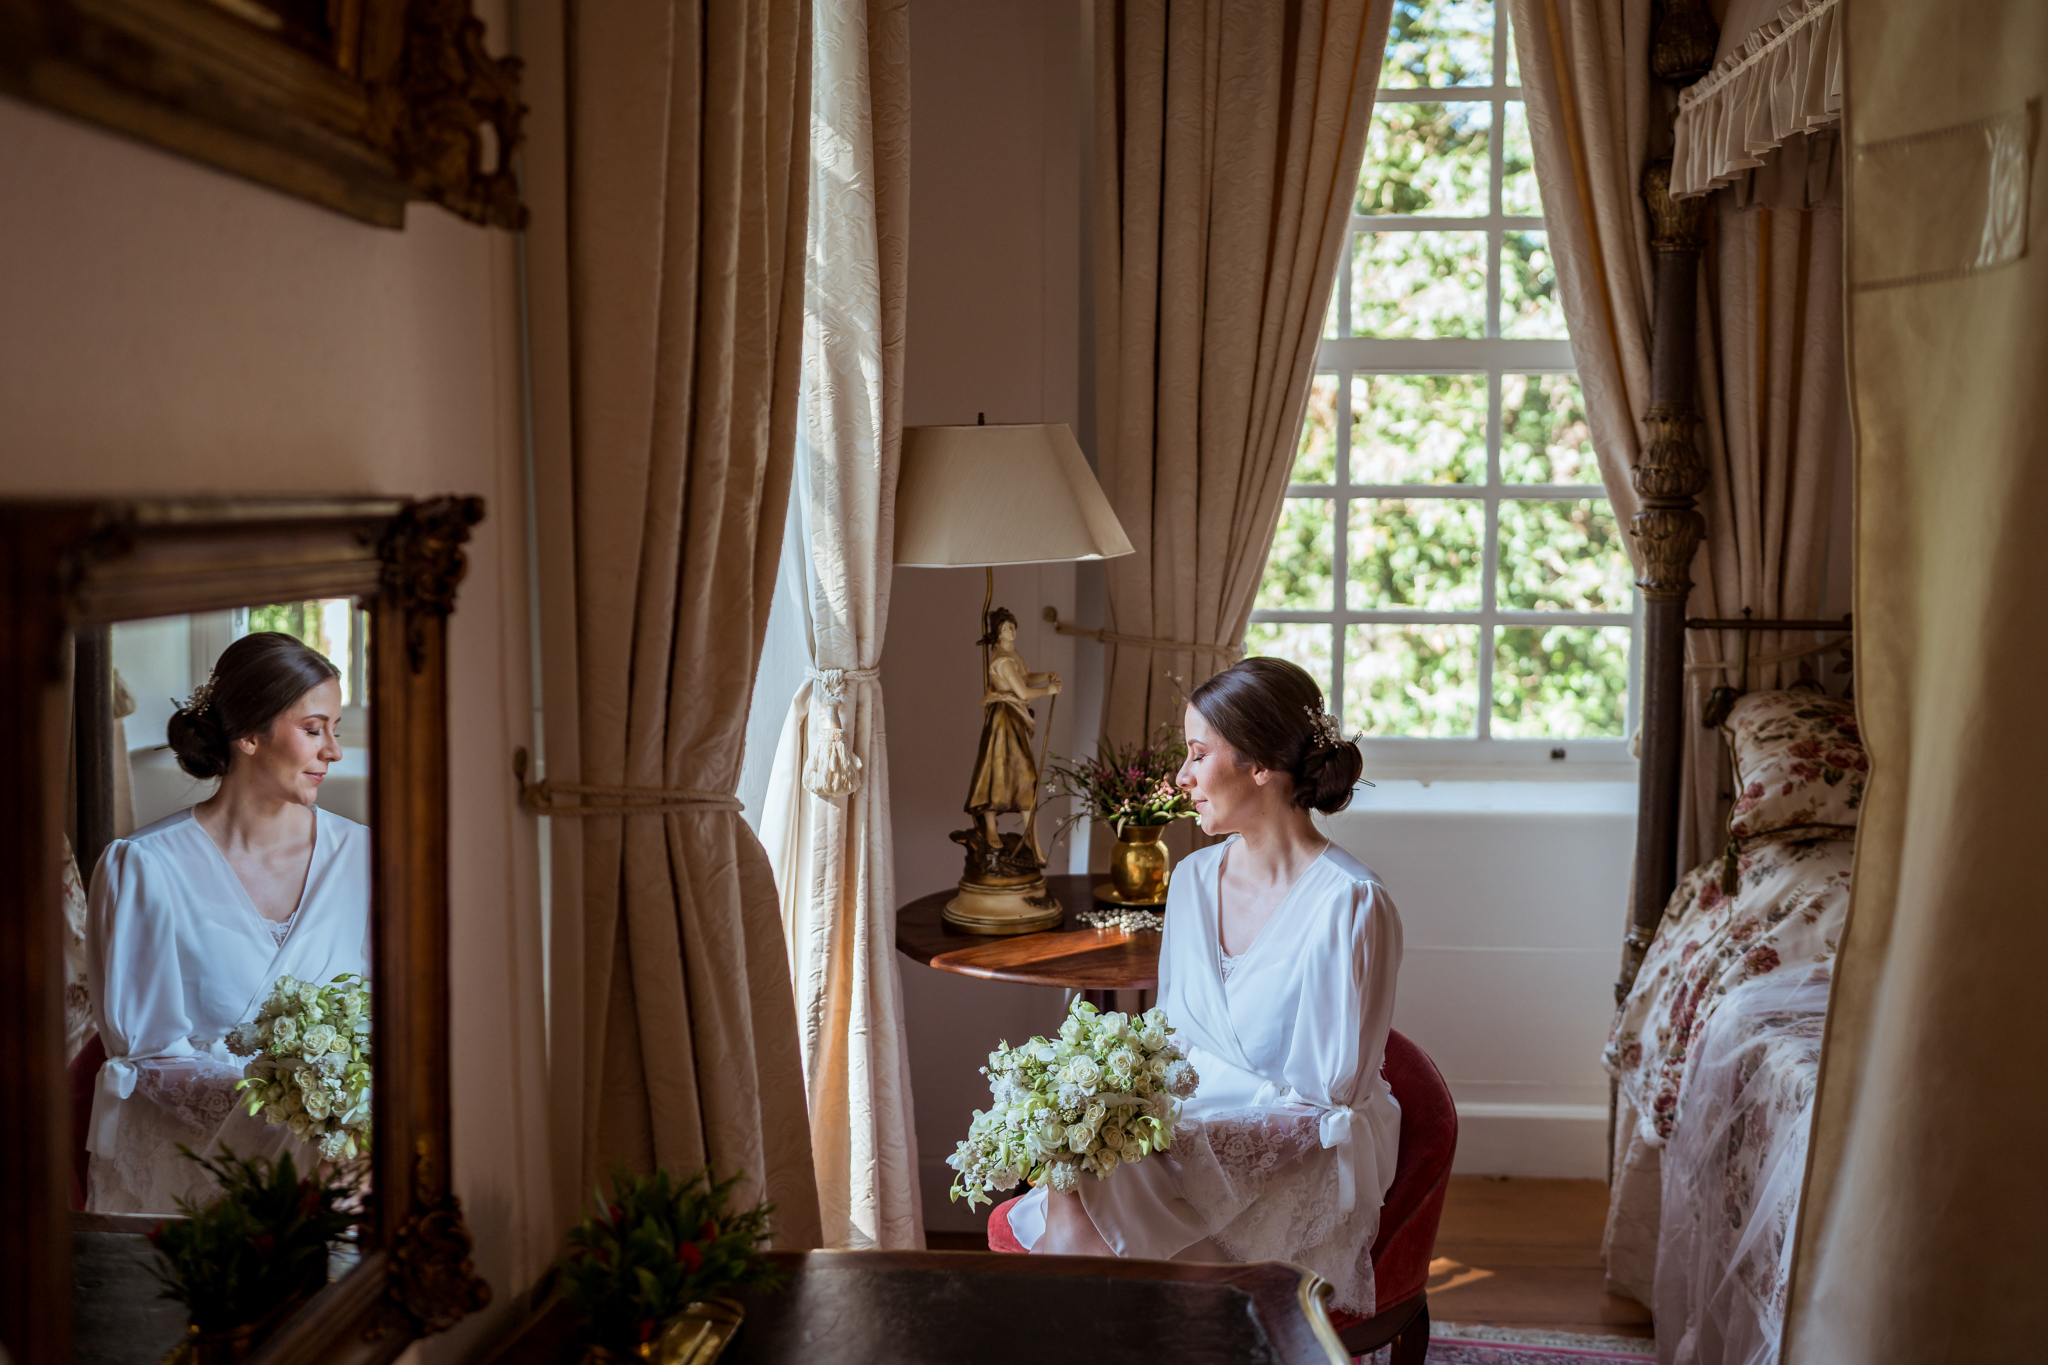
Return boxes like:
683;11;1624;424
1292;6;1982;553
0;0;526;229
0;496;492;1363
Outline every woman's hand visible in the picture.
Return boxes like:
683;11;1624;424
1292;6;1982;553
1035;1189;1115;1256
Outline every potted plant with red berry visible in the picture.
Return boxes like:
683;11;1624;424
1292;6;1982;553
148;1146;354;1364
559;1166;783;1363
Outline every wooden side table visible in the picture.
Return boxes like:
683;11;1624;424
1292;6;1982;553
895;873;1161;1009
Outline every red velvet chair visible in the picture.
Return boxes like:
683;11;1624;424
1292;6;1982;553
69;1032;107;1210
987;1028;1455;1364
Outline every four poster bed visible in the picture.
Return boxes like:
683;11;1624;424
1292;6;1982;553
1600;0;1852;1361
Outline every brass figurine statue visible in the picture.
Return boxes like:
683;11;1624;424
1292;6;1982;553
945;606;1066;934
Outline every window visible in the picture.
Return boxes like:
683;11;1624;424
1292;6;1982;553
1248;0;1635;772
244;600;370;707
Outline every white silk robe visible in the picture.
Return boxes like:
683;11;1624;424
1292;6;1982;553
1013;837;1403;1313
84;807;372;1212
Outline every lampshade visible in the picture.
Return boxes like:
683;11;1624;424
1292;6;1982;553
894;422;1135;567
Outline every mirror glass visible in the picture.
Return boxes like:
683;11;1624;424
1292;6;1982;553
67;601;374;1363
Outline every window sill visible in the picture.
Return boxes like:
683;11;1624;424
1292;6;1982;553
1330;777;1639;815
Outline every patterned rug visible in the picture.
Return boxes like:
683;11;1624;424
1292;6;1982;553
1353;1322;1656;1364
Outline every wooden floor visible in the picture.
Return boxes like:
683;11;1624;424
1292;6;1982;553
928;1175;1653;1341
1427;1175;1652;1339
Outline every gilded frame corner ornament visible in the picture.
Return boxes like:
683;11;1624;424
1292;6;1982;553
0;496;490;1364
0;0;527;230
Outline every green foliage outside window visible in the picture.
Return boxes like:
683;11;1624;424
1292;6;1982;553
1381;0;1493;89
1255;499;1334;611
1253;0;1635;745
1493;626;1632;737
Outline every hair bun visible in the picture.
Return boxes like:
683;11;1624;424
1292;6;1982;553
166;703;232;780
1295;738;1364;814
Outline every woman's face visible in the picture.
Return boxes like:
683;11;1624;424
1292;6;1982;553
998;620;1017;647
228;679;343;807
1176;704;1285;836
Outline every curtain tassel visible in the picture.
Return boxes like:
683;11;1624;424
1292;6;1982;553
804;666;879;798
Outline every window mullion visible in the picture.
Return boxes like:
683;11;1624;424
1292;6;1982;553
1332;364;1352;721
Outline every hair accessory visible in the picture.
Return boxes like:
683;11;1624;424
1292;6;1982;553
1303;704;1345;752
185;677;217;717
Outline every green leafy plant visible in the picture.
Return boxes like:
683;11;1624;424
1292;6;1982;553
147;1147;353;1337
560;1167;783;1357
1045;734;1198;840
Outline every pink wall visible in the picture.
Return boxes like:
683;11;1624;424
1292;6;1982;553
0;84;553;1359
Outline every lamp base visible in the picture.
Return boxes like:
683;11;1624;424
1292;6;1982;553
943;874;1064;935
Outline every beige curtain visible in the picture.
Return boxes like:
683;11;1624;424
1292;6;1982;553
562;0;821;1247
1504;0;1656;550
1786;5;2048;1359
759;0;920;1250
1094;0;1395;743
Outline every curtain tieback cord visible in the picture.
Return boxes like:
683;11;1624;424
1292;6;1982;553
513;748;743;815
804;665;881;799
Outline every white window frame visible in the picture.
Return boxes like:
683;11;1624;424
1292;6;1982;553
1250;15;1639;779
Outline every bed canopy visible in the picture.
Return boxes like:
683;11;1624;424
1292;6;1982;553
1671;0;1843;201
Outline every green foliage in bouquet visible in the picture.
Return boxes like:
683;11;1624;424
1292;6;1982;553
560;1167;783;1357
146;1147;353;1337
1046;732;1198;839
226;972;372;1162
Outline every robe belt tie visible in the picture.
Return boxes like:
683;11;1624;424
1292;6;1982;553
514;750;744;816
1252;1080;1363;1216
803;666;881;799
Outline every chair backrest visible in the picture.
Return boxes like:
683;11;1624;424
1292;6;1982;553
1367;1029;1457;1308
69;1031;106;1210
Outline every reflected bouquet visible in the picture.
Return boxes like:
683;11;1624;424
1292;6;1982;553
226;973;373;1162
947;999;1198;1209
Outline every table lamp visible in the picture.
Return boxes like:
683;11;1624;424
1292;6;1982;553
895;418;1135;934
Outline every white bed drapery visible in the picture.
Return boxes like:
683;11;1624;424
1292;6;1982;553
1670;0;1842;201
759;0;922;1252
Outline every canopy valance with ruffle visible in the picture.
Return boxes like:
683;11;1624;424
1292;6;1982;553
1670;0;1842;199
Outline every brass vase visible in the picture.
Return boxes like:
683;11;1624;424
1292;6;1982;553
579;1297;746;1365
1105;824;1170;904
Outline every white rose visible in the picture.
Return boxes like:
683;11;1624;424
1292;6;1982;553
301;1023;338;1056
302;1088;333;1120
272;1016;300;1048
1099;1120;1124;1148
264;1102;290;1125
1063;1056;1102;1091
1120;1136;1147;1163
287;1113;312;1137
297;982;320;1009
1139;1024;1167;1051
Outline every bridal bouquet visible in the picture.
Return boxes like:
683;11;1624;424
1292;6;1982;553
226;973;373;1162
947;999;1198;1209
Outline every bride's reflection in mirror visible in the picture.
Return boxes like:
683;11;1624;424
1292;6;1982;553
68;603;373;1363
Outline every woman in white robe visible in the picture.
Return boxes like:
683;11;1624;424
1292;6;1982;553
85;631;370;1213
1010;657;1402;1315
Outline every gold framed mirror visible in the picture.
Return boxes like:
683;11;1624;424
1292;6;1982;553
0;496;492;1363
0;0;525;229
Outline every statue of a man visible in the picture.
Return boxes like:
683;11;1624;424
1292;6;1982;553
962;607;1060;869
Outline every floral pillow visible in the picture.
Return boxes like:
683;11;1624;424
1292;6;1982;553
1724;691;1867;839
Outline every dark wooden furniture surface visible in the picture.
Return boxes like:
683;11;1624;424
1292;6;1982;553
896;874;1160;1001
0;498;492;1365
485;1251;1348;1365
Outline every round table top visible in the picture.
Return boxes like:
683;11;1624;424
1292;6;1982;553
895;874;1161;992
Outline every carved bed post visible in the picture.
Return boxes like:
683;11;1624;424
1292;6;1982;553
1618;1;1717;1005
